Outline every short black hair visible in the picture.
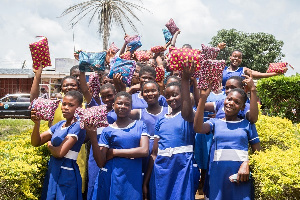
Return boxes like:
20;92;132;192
165;81;181;90
100;83;116;93
227;76;244;88
228;88;247;105
65;90;83;105
231;50;243;57
114;91;132;105
139;65;156;78
70;65;79;74
166;75;181;83
141;80;160;95
182;44;192;49
61;76;79;87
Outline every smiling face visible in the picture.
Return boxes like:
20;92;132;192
225;79;243;96
100;88;115;109
61;78;78;94
164;85;181;111
113;96;132;118
139;72;155;87
223;91;245;117
230;51;242;68
142;82;160;105
61;95;80;120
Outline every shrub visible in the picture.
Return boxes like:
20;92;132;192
256;74;300;123
0;120;50;200
250;114;300;199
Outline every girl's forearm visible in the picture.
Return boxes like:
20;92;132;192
31;122;41;147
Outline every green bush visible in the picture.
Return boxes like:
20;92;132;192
250;114;300;199
0;120;50;200
256;74;300;123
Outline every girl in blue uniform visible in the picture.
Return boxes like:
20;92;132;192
31;91;85;200
194;87;261;200
144;63;199;200
86;91;149;200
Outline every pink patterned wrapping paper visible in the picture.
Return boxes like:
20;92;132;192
120;51;132;60
155;66;165;82
134;50;151;62
201;44;220;60
75;105;108;129
124;35;140;44
108;42;120;54
266;62;292;73
29;97;60;121
89;72;101;102
165;18;179;35
150;46;166;54
197;59;226;92
29;36;51;71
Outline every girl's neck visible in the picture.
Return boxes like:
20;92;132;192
147;102;161;115
115;117;134;128
107;106;113;112
64;118;75;127
169;106;181;116
229;64;239;71
223;115;240;121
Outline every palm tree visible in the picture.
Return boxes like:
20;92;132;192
60;0;148;50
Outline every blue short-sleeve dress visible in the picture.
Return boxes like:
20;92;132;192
150;112;199;200
91;120;148;200
205;118;260;200
131;92;168;109
41;120;85;200
222;66;245;87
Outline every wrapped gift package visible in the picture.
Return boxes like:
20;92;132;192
124;35;140;44
29;36;51;71
197;59;226;92
151;46;166;54
134;50;151;62
155;66;165;82
127;40;142;53
29;97;60;121
266;62;293;73
201;44;220;60
165;18;179;35
162;28;173;43
120;51;132;60
108;42;120;54
75;105;108;129
168;46;202;71
109;57;136;86
89;72;101;102
78;51;107;72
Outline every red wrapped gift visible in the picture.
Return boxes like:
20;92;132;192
29;97;60;121
165;18;179;35
155;66;165;82
197;60;226;92
134;50;151;62
120;51;132;60
201;44;220;60
266;62;293;73
29;36;51;71
168;46;202;71
151;46;166;54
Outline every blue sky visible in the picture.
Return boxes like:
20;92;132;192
0;0;299;76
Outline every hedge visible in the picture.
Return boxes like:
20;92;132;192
256;74;300;123
0;120;50;200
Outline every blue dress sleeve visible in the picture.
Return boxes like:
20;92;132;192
154;118;162;139
248;123;260;145
49;120;65;135
205;118;215;134
141;122;149;137
158;95;168;107
98;128;110;148
214;100;223;112
87;97;100;107
67;121;82;141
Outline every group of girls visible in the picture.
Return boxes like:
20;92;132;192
30;29;287;200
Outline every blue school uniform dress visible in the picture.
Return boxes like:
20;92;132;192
92;120;148;200
150;112;199;200
139;106;169;174
222;66;245;87
194;91;226;169
87;109;117;200
205;118;260;200
214;99;250;119
41;120;85;200
131;92;168;109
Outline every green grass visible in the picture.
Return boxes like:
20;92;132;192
0;119;34;140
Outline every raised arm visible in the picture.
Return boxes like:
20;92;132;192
170;30;181;47
244;67;287;79
31;109;52;147
243;73;258;123
79;71;92;104
30;65;43;102
47;135;77;158
181;62;196;122
194;88;212;133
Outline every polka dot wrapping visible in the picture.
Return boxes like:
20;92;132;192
29;97;60;121
134;50;151;62
109;56;136;86
168;46;203;71
197;59;226;92
120;51;132;60
151;46;166;54
155;66;165;82
108;42;120;54
201;44;220;60
266;62;291;73
75;105;108;129
165;18;179;35
89;72;101;102
29;36;51;71
78;51;107;72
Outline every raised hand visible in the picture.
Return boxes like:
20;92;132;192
182;61;196;80
217;42;226;50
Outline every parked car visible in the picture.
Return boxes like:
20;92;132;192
0;93;31;119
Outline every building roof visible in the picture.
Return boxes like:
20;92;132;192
0;68;33;74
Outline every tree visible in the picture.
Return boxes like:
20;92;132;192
60;0;148;50
209;29;285;72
